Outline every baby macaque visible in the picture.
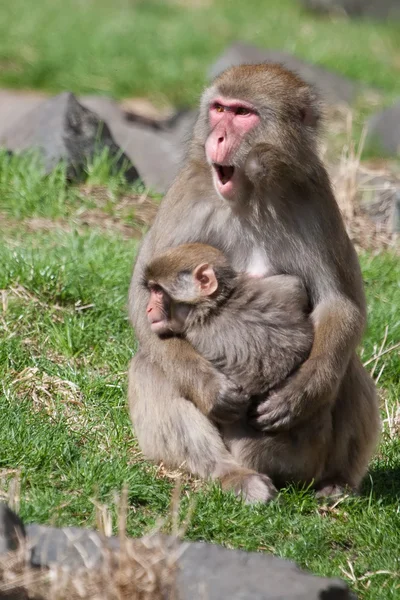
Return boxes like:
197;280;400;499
144;243;313;424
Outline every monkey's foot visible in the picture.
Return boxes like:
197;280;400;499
315;483;355;501
222;471;277;504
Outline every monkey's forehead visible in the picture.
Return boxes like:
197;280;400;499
204;63;316;108
146;244;226;273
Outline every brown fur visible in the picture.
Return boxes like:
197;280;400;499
144;243;313;424
128;63;380;503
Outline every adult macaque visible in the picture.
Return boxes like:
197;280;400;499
144;242;313;424
128;63;380;503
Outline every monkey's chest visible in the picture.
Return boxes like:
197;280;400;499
227;235;273;277
244;248;273;277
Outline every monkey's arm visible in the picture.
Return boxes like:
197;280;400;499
184;274;312;425
185;324;253;424
244;143;366;431
251;285;365;432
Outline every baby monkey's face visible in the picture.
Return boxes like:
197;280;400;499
146;284;190;338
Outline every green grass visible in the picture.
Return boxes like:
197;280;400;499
0;0;399;106
0;153;399;599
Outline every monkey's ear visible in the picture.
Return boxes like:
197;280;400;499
193;263;218;296
297;86;321;129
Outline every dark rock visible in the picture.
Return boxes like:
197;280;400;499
300;0;400;20
0;92;139;183
366;101;400;156
0;503;25;554
209;42;360;104
22;522;355;599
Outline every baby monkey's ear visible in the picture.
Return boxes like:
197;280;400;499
193;263;218;296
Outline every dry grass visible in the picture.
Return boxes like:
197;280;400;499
11;367;83;417
10;367;91;437
330;110;399;253
0;189;159;240
0;535;180;600
0;489;185;600
78;186;159;238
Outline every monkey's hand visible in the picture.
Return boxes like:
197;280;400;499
249;360;335;432
245;143;298;188
209;377;251;425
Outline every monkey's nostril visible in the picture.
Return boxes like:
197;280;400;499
218;137;224;144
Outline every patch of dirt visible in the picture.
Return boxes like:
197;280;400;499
78;186;159;238
25;216;73;233
1;189;159;239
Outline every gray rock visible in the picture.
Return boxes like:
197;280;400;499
79;94;196;193
209;42;360;104
79;95;126;127
0;91;47;141
106;110;197;194
0;92;139;183
179;541;354;599
0;89;195;193
17;521;354;598
367;101;400;156
0;503;25;554
27;524;118;570
301;0;400;19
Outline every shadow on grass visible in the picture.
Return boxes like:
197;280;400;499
361;467;400;504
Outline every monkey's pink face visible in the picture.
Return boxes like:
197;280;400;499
205;97;260;200
146;285;171;335
146;285;189;337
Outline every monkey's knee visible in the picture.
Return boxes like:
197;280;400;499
128;360;238;478
220;470;277;504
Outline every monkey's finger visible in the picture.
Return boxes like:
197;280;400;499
249;404;295;432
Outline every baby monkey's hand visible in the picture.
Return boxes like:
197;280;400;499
209;377;250;424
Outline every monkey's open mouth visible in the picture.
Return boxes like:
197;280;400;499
214;164;235;185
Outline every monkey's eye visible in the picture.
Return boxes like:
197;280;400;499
235;106;251;116
149;283;163;296
213;103;224;113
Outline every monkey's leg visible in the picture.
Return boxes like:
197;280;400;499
128;352;277;504
316;355;380;499
223;411;331;490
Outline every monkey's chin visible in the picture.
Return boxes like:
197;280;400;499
150;320;171;336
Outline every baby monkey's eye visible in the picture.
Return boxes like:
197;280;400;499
214;103;224;113
235;106;251;116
